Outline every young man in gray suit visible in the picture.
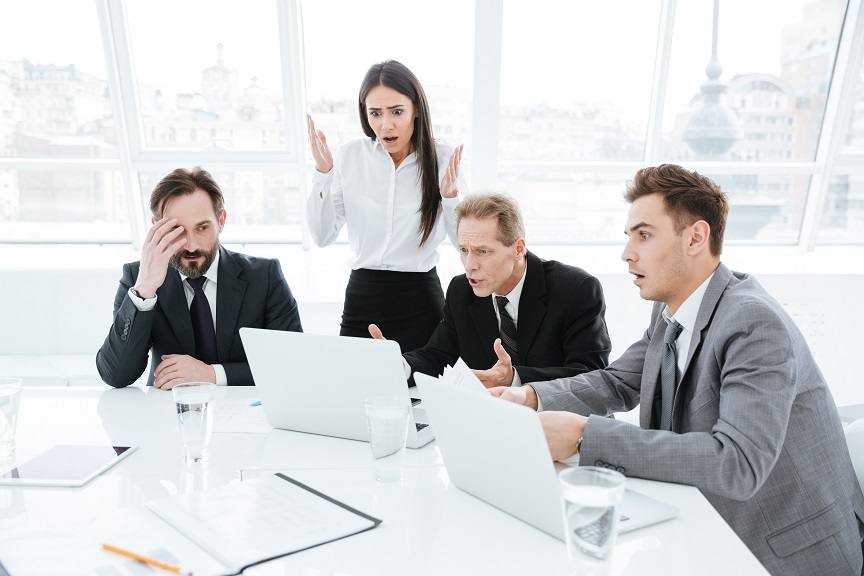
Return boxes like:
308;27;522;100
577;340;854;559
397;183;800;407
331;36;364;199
494;164;864;575
96;168;302;389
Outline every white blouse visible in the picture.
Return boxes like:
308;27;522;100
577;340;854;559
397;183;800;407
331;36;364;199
307;138;466;272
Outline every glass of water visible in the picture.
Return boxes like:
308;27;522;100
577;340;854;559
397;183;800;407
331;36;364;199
172;383;215;463
364;396;409;482
0;378;22;459
559;466;626;576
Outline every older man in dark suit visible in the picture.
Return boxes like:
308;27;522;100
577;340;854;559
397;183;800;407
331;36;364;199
371;193;610;387
96;168;302;388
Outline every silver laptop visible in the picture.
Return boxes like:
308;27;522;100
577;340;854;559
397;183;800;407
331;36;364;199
414;372;678;539
240;328;434;448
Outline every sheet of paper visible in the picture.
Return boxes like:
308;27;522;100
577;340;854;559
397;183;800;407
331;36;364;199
146;474;378;573
0;507;227;576
212;398;272;434
445;358;488;394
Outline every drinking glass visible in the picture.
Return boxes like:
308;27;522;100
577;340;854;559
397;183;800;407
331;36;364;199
559;466;626;576
364;396;409;482
172;383;215;463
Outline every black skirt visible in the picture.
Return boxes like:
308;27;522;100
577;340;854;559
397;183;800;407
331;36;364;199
340;268;444;354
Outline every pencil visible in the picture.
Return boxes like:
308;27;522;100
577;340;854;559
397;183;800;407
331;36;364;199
101;543;193;575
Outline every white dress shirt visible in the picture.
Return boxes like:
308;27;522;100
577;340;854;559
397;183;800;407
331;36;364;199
307;138;466;272
661;271;715;378
127;251;228;386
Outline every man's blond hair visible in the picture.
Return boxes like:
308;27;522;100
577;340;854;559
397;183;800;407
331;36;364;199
455;193;525;246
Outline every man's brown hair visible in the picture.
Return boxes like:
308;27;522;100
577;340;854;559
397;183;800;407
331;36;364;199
150;167;224;217
456;193;525;247
625;164;729;256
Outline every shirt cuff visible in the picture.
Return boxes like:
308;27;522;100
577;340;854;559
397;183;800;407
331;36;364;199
441;195;460;208
510;367;522;387
127;287;157;311
212;364;228;386
402;358;412;380
311;168;333;198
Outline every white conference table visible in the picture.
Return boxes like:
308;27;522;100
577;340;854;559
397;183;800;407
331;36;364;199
0;385;769;575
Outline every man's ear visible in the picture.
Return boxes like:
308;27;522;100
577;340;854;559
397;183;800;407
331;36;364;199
514;238;526;258
687;220;711;255
218;209;227;231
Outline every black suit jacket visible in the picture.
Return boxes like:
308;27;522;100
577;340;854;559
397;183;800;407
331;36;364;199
404;251;610;383
96;247;302;387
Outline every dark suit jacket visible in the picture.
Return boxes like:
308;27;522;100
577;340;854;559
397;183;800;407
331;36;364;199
404;251;611;383
96;247;302;387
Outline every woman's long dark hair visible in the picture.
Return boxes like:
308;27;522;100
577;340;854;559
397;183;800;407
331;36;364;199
358;60;439;246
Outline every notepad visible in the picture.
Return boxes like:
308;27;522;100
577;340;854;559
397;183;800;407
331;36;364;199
145;473;381;574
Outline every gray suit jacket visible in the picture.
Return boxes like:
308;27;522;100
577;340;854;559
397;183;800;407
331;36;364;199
96;247;303;387
535;263;864;575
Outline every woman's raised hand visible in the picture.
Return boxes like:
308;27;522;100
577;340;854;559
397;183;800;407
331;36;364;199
440;144;463;199
307;114;333;173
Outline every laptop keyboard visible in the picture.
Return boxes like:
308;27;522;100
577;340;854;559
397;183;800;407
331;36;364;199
415;423;428;432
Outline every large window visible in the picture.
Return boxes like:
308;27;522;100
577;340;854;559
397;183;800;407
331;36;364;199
0;0;118;159
819;54;864;244
126;0;288;151
499;1;661;163
0;0;862;249
661;0;845;162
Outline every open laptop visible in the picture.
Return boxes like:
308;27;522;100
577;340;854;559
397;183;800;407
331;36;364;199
240;328;433;448
414;372;678;540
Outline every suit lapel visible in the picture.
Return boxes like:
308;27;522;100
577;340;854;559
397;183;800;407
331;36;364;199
639;305;667;429
516;252;547;363
469;296;501;366
159;269;195;354
215;247;247;360
670;263;733;423
680;263;732;379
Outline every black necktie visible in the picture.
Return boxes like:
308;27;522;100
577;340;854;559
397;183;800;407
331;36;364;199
188;276;217;365
496;296;519;362
659;318;684;430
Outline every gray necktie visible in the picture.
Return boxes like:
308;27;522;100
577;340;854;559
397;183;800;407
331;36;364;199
659;318;684;431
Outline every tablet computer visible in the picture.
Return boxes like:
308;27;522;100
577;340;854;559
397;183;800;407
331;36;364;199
0;444;137;487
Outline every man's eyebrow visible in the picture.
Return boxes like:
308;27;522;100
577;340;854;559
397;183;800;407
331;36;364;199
625;222;654;235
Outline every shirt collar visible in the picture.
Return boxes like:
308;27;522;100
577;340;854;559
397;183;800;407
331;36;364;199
371;138;417;166
662;270;714;333
493;259;528;312
178;249;220;287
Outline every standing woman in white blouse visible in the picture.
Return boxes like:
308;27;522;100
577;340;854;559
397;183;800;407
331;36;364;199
306;60;465;353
